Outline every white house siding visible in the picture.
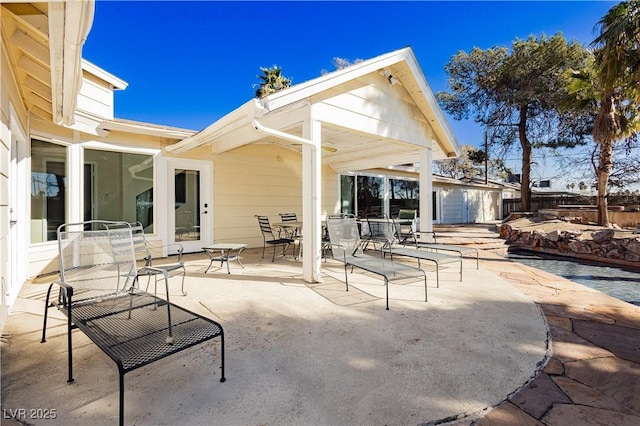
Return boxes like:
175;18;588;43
1;42;31;328
315;72;431;151
76;72;114;120
441;189;464;224
211;144;339;249
1;63;11;328
467;189;501;222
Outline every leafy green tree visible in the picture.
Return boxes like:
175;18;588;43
433;145;483;178
589;0;640;225
255;66;292;98
438;33;592;211
564;1;640;225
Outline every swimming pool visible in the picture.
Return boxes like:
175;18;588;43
506;249;640;307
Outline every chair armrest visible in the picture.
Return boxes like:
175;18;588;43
51;279;74;305
145;240;185;263
326;242;349;264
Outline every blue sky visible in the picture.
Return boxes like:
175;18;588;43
83;0;616;173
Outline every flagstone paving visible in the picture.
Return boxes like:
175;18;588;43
1;223;638;425
436;224;640;426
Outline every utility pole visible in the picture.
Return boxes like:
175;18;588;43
484;129;488;185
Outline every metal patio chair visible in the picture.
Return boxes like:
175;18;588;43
393;209;418;245
256;215;295;261
130;222;187;296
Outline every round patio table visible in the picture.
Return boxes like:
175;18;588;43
203;243;247;274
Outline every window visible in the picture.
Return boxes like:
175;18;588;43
31;140;67;243
357;175;385;218
389;178;419;218
84;149;155;232
340;175;355;216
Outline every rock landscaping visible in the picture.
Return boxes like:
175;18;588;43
500;217;640;266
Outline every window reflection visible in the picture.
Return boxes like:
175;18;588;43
30;140;66;243
84;149;154;232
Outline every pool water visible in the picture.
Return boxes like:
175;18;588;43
506;249;640;307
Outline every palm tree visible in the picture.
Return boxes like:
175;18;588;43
590;0;640;226
255;66;292;98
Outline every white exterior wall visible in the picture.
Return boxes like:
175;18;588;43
211;144;339;248
440;188;464;224
466;189;501;222
435;184;501;224
316;73;431;149
0;62;10;329
1;39;31;329
76;72;115;120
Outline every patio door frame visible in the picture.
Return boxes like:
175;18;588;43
165;158;213;253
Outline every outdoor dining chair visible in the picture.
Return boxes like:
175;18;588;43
278;212;300;237
130;222;187;296
393;209;417;245
256;215;295;261
363;215;391;251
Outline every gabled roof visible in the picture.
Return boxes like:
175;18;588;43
166;47;461;171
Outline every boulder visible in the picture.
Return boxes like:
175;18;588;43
592;229;615;244
568;240;592;254
545;230;560;242
622;238;640;255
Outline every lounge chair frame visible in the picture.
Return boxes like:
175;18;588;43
326;217;427;310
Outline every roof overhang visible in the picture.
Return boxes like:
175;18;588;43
166;47;461;172
98;118;196;140
1;1;94;125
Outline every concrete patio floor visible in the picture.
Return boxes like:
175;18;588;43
1;224;638;425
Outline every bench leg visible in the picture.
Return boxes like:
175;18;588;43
424;272;428;302
119;370;125;426
385;278;389;310
343;265;349;292
41;282;55;343
66;313;74;383
220;331;226;383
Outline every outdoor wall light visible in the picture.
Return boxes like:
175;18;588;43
382;69;399;85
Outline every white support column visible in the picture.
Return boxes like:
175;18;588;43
419;146;433;234
301;117;322;283
68;133;83;224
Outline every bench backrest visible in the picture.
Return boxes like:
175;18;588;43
326;217;364;259
398;209;417;220
57;221;137;304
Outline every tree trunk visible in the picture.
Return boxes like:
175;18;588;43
592;92;619;227
519;106;532;211
597;141;613;226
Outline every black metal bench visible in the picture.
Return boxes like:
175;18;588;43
40;221;225;426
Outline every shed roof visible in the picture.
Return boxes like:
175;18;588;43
166;47;461;172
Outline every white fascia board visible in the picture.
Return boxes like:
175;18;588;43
48;1;95;126
259;47;414;113
61;0;95;126
402;49;461;158
165;100;259;154
48;2;65;125
100;119;196;139
82;59;128;90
